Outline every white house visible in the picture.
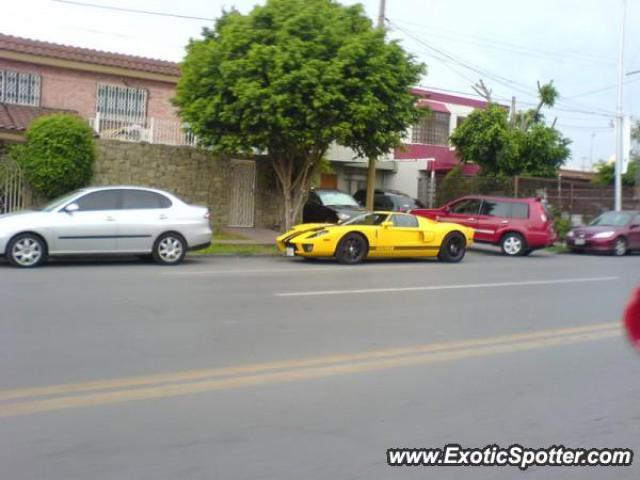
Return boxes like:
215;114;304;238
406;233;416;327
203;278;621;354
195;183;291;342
320;88;490;202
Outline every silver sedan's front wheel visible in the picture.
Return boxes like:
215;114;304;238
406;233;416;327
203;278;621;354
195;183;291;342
8;234;46;268
152;233;187;265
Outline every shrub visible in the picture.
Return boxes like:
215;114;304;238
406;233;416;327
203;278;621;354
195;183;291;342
12;114;95;198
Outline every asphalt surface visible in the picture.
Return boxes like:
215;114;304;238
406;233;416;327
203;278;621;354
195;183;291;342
1;248;639;479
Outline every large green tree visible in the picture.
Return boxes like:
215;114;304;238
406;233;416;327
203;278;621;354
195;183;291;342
174;0;425;229
450;82;571;177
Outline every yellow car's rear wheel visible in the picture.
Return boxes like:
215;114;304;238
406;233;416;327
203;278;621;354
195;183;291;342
438;232;466;263
335;233;368;265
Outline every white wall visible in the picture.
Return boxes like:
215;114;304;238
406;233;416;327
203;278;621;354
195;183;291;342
384;159;427;197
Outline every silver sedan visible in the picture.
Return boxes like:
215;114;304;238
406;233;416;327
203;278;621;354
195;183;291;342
0;186;212;268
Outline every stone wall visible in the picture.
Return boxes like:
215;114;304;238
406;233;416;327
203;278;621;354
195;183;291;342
93;140;282;229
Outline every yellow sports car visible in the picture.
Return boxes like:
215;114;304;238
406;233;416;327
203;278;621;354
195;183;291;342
276;212;474;264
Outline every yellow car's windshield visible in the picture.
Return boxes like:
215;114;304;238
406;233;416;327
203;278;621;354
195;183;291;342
342;213;389;226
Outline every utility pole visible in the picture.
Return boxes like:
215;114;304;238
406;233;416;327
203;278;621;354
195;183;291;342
614;0;626;211
510;96;516;127
365;0;386;211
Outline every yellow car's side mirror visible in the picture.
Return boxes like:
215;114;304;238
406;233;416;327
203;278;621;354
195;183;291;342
381;221;393;229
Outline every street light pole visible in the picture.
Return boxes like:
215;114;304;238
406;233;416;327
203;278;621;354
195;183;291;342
614;0;627;211
365;0;387;211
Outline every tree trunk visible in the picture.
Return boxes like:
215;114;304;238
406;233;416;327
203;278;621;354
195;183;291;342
272;153;321;231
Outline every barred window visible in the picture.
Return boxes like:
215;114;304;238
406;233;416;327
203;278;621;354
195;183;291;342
411;111;450;146
96;84;147;121
0;69;41;106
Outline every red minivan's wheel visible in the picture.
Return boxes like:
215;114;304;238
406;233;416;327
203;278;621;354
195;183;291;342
500;232;526;256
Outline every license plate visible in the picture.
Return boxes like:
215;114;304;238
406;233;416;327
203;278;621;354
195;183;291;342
574;238;585;246
285;246;295;257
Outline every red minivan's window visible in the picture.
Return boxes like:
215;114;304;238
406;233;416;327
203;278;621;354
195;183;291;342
511;203;529;219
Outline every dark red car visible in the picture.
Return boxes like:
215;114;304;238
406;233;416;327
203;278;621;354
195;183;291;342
412;195;556;256
566;210;640;256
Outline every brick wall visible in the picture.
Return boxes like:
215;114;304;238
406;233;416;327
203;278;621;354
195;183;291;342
93;140;282;230
0;59;178;121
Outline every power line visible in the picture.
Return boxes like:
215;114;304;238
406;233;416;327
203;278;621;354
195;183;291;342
51;0;214;21
389;21;540;99
563;76;640;100
388;17;613;65
389;20;617;117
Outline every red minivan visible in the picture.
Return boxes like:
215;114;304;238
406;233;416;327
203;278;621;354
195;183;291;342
412;195;557;256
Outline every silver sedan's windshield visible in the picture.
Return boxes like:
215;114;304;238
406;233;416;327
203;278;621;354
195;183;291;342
39;190;84;212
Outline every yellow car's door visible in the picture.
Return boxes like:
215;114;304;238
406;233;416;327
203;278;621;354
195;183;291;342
377;214;436;256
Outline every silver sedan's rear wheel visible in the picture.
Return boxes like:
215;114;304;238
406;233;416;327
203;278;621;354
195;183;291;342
153;233;186;265
8;233;46;268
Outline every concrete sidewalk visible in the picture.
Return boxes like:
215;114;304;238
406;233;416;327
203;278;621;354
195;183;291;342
217;227;280;245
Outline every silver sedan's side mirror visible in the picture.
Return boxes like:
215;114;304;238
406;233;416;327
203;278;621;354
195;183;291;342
64;203;79;214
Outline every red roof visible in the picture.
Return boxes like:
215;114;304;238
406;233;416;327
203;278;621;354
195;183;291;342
411;87;491;109
417;99;450;113
0;102;76;132
0;33;180;77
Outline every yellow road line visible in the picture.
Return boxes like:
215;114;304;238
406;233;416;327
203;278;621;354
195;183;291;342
0;324;620;418
0;322;617;403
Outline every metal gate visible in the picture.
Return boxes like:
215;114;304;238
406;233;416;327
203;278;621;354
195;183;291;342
0;156;26;214
228;160;256;227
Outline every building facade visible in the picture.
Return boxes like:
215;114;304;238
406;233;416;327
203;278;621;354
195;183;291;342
0;33;183;143
322;88;489;202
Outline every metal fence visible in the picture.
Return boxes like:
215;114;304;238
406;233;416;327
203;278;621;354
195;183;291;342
0;156;27;214
434;175;639;223
90;114;197;147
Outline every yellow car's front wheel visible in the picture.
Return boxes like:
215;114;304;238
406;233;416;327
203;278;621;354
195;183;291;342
335;233;368;265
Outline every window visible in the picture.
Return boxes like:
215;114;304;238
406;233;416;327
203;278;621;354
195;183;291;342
450;199;481;215
74;191;120;211
510;203;529;219
0;69;41;106
96;84;148;121
307;192;321;205
411;111;450;145
316;191;359;207
391;214;419;228
343;213;388;226
121;190;171;209
481;201;511;218
390;195;419;210
374;195;394;210
589;212;633;227
456;116;467;128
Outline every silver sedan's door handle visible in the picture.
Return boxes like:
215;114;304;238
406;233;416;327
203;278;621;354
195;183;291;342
106;216;116;222
159;214;168;220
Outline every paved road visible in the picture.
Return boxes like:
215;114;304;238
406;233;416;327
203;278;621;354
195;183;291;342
1;250;639;479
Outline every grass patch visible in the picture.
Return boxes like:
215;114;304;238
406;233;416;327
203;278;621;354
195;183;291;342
192;243;279;256
213;230;249;241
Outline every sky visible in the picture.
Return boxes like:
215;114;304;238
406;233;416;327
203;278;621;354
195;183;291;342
1;0;639;170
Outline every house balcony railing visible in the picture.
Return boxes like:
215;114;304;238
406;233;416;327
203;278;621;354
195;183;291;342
89;114;197;147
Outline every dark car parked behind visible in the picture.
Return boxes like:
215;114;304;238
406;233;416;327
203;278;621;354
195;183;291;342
566;211;640;256
353;189;424;212
302;189;365;224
